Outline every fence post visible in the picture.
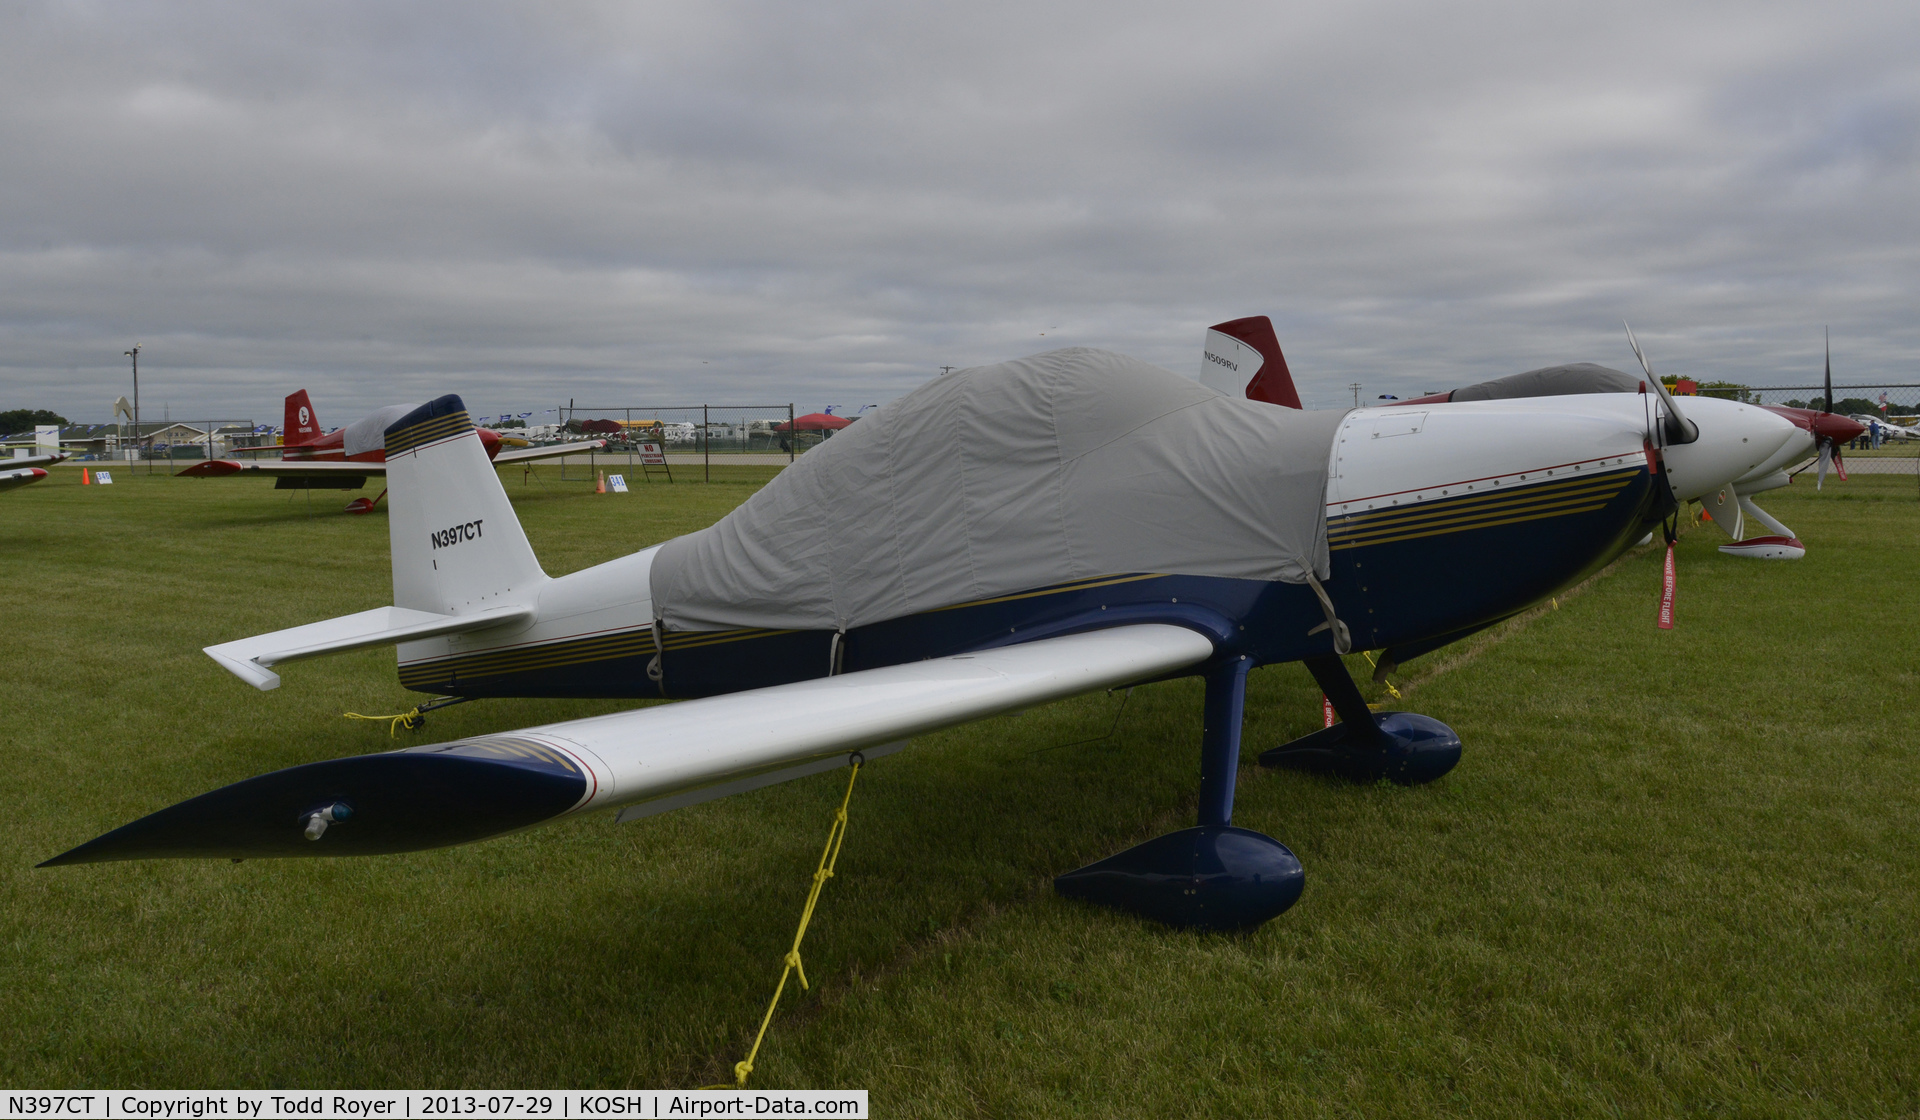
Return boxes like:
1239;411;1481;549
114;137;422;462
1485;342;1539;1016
789;403;795;464
704;404;710;483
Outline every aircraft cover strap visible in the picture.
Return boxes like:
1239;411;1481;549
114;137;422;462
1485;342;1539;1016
1303;572;1353;655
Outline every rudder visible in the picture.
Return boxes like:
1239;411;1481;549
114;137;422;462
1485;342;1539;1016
1201;317;1303;409
284;390;320;446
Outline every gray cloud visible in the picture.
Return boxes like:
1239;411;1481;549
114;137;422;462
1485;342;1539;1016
3;0;1917;422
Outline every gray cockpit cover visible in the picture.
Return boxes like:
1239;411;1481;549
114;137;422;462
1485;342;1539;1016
650;348;1348;632
1448;363;1640;402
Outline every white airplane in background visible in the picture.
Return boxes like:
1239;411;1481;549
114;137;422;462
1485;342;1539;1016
1849;415;1920;442
45;344;1776;931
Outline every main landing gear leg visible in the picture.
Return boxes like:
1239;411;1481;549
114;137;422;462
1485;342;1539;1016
1258;656;1462;785
1054;655;1307;931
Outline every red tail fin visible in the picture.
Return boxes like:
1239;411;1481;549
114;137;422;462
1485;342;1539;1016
283;390;319;446
1202;317;1303;409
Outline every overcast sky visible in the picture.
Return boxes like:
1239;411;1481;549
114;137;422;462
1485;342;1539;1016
4;1;1916;423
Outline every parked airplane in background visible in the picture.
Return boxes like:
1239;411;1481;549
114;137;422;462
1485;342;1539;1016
1849;415;1920;442
1;449;66;493
177;391;603;513
1206;318;1853;561
48;340;1780;931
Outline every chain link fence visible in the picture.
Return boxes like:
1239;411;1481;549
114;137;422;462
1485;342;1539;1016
486;403;825;483
1693;383;1919;477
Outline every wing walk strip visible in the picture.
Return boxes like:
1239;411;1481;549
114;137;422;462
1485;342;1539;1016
385;410;475;456
1328;470;1637;551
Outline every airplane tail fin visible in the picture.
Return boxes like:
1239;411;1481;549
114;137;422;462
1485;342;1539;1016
284;390;320;446
383;395;546;615
1202;317;1303;409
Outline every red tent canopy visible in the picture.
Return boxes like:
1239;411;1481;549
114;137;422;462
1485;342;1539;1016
773;413;852;432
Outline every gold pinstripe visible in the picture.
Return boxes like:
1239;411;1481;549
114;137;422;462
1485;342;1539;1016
927;573;1163;612
1328;469;1638;551
1329;479;1628;544
385;410;475;456
662;627;792;650
398;624;796;686
397;574;1164;687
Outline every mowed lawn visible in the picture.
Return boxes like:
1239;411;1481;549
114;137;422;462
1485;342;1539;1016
1;463;1914;1116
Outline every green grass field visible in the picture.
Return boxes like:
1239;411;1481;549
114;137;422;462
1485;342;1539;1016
2;464;1915;1116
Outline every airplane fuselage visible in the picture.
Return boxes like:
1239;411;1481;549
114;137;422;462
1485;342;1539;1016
396;398;1666;700
270;426;505;463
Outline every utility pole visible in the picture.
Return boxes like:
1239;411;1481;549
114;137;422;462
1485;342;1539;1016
125;344;142;470
940;366;956;376
1350;382;1362;408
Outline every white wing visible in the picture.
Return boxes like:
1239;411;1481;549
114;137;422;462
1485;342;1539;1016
530;623;1217;820
48;624;1218;863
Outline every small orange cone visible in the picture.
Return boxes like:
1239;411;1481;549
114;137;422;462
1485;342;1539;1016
596;471;605;494
82;467;91;484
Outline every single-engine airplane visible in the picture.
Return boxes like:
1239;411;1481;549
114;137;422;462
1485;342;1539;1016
1;449;67;492
177;391;604;513
45;346;1773;930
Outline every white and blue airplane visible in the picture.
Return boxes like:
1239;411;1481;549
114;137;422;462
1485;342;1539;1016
43;341;1792;930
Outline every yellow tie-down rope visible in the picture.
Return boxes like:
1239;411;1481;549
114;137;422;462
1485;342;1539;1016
342;708;423;737
1360;651;1404;704
707;756;864;1090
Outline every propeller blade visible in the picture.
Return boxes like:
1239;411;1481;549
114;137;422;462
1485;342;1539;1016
1816;442;1831;490
1822;328;1833;415
1623;322;1697;445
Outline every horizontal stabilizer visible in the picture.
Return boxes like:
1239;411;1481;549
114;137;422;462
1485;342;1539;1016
205;604;533;690
177;459;380;479
492;439;607;465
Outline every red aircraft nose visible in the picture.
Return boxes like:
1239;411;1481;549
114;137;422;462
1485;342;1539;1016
1809;412;1866;444
477;428;502;460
